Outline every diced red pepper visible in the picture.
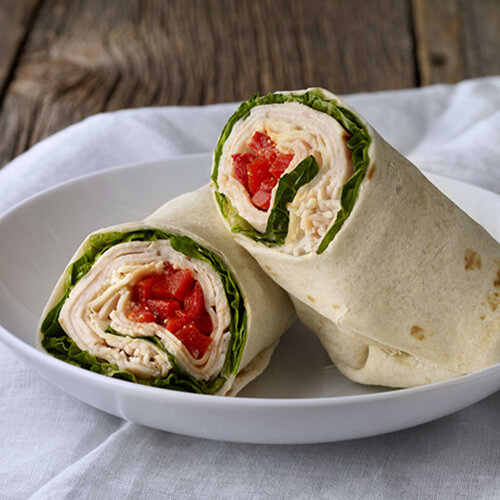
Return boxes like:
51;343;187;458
174;324;213;360
260;177;277;192
146;299;181;322
231;131;295;212
248;131;277;162
196;312;213;335
152;269;194;302
127;303;155;323
163;262;175;276
251;189;272;210
247;157;271;195
232;153;254;190
128;264;213;340
165;315;186;333
132;275;161;302
174;310;213;335
182;282;205;321
270;153;293;179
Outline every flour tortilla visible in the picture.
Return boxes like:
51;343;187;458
39;186;295;395
212;88;500;387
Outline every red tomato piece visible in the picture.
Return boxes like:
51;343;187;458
269;153;294;179
248;131;277;162
247;157;271;195
152;269;194;302
132;275;161;303
232;153;254;190
174;324;213;360
251;189;272;211
127;303;155;323
165;315;186;333
196;312;213;335
146;299;180;322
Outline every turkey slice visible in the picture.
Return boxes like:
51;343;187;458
218;102;353;255
59;239;231;381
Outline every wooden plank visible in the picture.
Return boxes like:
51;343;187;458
413;0;500;86
0;0;41;99
286;0;415;94
0;0;416;168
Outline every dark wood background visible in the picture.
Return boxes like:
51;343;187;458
1;0;499;168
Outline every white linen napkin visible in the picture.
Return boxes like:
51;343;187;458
1;78;499;499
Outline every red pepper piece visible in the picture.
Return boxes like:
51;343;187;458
260;177;277;192
132;275;161;303
162;262;175;277
182;282;205;321
232;153;254;190
174;324;213;360
128;263;215;348
232;132;293;211
196;312;213;335
248;131;277;162
127;303;155;323
247;157;271;195
165;315;186;333
146;299;181;322
270;153;294;179
251;189;272;211
152;269;194;302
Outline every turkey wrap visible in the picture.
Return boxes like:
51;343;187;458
211;88;500;388
39;186;295;396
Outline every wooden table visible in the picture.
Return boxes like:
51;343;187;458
1;0;499;168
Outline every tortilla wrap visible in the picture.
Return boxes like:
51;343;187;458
39;186;295;395
211;88;500;387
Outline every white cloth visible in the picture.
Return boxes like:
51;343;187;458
1;78;500;499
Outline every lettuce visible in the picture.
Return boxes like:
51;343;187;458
215;156;318;246
211;89;371;254
40;230;247;394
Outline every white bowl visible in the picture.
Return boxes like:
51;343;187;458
1;154;499;444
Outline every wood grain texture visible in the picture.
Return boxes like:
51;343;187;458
413;0;500;86
0;0;41;99
0;0;416;167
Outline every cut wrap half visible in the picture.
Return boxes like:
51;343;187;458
39;187;295;396
211;88;500;388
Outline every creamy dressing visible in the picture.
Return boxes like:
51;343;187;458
59;240;231;381
218;102;353;255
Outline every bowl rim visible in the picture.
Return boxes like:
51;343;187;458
1;153;499;410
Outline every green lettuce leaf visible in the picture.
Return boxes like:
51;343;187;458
211;89;371;254
40;229;247;394
215;156;318;246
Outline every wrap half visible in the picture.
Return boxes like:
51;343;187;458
39;187;295;396
211;88;500;387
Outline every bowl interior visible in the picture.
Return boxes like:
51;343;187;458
0;155;498;399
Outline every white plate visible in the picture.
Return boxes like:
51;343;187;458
0;154;499;444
